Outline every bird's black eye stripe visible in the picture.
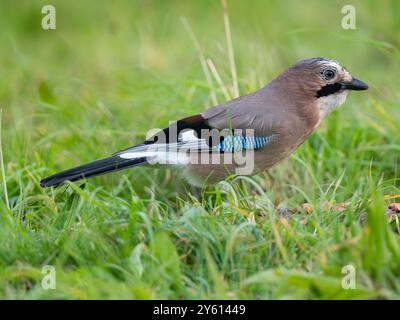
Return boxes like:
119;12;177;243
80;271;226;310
316;82;342;98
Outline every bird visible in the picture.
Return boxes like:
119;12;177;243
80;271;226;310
40;57;368;188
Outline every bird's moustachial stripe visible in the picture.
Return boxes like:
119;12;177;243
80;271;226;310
316;82;342;98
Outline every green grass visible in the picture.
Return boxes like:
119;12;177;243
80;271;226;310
0;0;399;299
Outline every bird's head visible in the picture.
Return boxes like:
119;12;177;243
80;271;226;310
284;58;368;118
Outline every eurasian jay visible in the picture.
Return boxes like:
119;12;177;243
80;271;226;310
40;58;368;188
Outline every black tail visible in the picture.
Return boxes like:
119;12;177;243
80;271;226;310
40;156;147;188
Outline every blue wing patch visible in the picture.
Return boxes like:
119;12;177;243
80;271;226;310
215;135;275;152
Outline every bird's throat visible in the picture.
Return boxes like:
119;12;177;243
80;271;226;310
316;91;348;122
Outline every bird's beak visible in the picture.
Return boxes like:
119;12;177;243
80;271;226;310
339;78;368;91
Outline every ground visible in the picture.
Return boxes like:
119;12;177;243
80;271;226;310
0;0;399;299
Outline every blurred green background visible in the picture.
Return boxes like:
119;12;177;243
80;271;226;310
0;0;399;299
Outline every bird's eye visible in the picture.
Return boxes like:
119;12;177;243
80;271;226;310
322;68;336;80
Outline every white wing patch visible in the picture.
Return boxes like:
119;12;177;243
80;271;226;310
118;129;277;165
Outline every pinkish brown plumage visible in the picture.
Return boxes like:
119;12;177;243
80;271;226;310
41;58;368;188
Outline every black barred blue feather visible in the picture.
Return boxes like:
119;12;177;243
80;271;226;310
215;135;275;152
